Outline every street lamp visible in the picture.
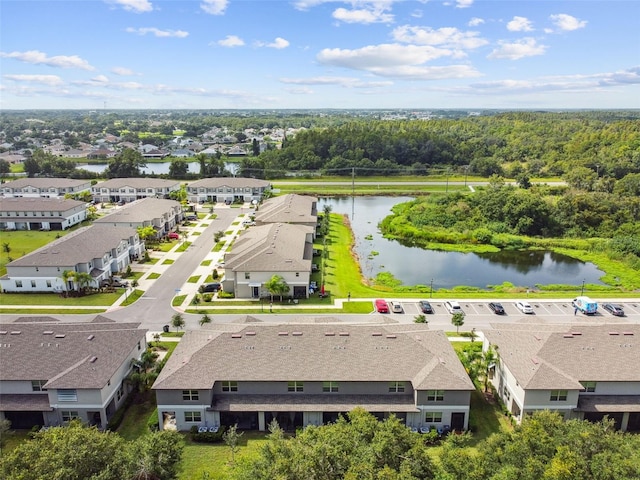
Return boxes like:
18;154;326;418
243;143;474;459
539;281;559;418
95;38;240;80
430;279;434;298
581;279;585;296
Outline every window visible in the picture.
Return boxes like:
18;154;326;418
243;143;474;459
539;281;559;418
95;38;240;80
31;280;36;288
550;390;568;401
424;412;442;423
503;386;511;402
61;411;79;422
222;381;238;392
427;390;444;401
389;381;405;393
323;381;339;393
581;381;596;393
182;390;199;401
295;272;299;277
31;380;47;392
184;411;202;423
15;280;22;288
288;381;304;392
245;272;251;280
57;389;78;402
46;280;52;288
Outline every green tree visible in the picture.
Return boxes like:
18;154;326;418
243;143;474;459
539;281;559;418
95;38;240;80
264;274;289;301
0;159;10;175
223;423;244;465
169;159;189;179
199;313;212;327
137;225;157;243
171;313;185;331
105;148;146;178
451;312;465;334
75;271;94;294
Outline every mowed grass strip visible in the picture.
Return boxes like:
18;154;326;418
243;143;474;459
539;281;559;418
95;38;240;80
0;230;73;276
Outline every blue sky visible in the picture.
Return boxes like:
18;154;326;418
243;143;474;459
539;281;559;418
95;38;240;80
1;0;639;110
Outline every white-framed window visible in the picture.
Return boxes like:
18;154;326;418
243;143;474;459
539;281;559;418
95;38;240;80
57;389;78;402
581;381;596;393
550;390;568;401
46;280;52;287
288;381;304;392
503;386;511;402
15;280;22;288
184;411;201;423
424;412;442;423
245;272;251;280
31;280;36;288
427;390;444;401
182;390;199;401
389;381;405;393
323;381;339;393
222;381;238;392
61;411;79;423
31;380;47;392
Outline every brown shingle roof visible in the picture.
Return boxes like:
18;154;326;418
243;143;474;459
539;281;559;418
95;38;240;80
484;324;640;389
254;194;317;224
0;322;146;389
153;325;474;392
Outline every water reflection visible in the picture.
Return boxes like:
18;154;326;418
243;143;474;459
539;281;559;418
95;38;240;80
319;196;606;289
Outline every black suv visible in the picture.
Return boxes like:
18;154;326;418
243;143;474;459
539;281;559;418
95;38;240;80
200;282;221;293
419;300;433;314
488;302;505;315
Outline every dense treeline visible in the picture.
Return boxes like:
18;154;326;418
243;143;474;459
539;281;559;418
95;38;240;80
239;112;640;179
229;409;640;480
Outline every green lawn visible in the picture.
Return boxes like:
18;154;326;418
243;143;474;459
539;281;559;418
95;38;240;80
201;260;212;266
0;230;73;276
116;399;157;441
162;259;175;265
172;294;187;306
0;308;107;314
188;275;201;283
147;273;161;280
0;292;121;306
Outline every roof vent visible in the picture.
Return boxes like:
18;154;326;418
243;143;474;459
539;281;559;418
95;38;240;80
338;332;349;336
278;331;289;336
43;331;54;335
231;334;242;338
10;331;21;335
292;331;303;336
325;332;335;336
386;334;397;339
571;332;582;336
0;331;7;335
87;334;95;341
55;334;66;338
532;357;540;365
89;356;97;363
563;334;574;338
372;332;383;336
609;332;620;335
623;332;634;336
245;331;256;336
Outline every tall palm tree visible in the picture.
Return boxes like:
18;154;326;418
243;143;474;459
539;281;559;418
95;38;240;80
61;270;76;293
75;272;94;294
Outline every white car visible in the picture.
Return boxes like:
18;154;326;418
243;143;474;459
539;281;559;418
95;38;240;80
516;301;534;314
444;301;464;315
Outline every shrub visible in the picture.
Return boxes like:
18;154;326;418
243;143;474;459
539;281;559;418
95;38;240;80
147;408;159;432
189;425;226;443
218;291;234;299
202;293;213;302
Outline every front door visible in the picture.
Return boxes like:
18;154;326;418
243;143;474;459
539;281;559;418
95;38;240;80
252;286;259;298
451;412;465;431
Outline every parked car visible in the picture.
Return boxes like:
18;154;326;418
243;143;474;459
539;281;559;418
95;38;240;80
375;299;389;313
419;300;433;314
186;214;198;221
488;302;505;315
516;301;534;314
391;302;404;314
200;282;221;293
444;301;464;315
602;303;625;316
168;232;180;240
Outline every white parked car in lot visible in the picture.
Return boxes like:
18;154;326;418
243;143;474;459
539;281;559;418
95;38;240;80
444;301;464;315
516;301;534;314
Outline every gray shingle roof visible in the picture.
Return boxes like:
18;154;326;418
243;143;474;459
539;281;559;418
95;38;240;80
0;197;86;212
94;197;181;224
6;224;137;267
0;322;146;389
254;194;317;224
225;223;313;272
1;178;90;189
188;177;270;189
484;324;640;389
153;324;474;392
93;178;179;190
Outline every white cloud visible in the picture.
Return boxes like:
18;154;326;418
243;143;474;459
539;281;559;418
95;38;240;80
279;76;393;88
201;0;228;15
392;25;488;50
90;75;110;83
0;50;95;70
111;67;138;76
549;14;587;31
256;37;290;49
488;37;547;60
3;74;64;86
125;27;189;38
456;0;473;9
507;16;534;32
332;7;394;24
468;17;484;27
218;35;245;47
108;0;153;13
317;43;481;80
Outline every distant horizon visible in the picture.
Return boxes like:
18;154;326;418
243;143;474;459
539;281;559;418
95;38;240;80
1;1;638;110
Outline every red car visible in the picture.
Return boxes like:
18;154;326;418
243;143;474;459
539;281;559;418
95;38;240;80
168;232;180;240
375;299;389;313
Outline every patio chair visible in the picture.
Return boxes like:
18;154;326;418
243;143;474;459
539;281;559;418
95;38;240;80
209;425;219;433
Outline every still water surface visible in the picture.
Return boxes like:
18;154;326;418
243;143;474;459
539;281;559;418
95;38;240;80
318;196;606;289
78;162;238;175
